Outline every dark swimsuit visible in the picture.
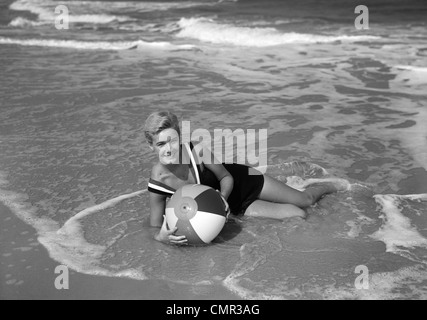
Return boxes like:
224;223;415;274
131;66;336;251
147;142;265;215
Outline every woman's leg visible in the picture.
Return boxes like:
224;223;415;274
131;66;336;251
245;200;306;219
258;175;340;208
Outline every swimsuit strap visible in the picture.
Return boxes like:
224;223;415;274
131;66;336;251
185;142;201;184
147;178;175;196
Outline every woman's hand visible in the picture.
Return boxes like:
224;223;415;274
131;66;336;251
155;215;188;245
217;190;231;220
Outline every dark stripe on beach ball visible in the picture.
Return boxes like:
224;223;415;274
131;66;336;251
194;188;226;217
181;184;210;199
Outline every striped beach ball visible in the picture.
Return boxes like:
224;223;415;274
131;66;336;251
165;184;227;245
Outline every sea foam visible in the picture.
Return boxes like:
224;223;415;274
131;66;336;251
0;177;149;280
176;17;380;47
9;0;218;27
9;0;132;25
372;194;427;254
0;37;197;51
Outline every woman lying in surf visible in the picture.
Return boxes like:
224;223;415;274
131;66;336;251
145;111;349;245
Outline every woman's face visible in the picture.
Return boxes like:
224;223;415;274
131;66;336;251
152;128;180;165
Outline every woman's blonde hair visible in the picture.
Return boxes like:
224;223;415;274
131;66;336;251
144;111;180;145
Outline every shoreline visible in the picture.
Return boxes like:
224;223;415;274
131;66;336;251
1;0;426;299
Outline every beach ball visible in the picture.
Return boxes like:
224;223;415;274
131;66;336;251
165;184;227;245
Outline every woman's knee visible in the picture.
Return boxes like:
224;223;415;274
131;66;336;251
260;175;316;208
274;204;307;219
285;206;306;219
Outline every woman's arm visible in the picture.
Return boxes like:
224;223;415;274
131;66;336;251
149;191;167;227
149;192;187;245
195;143;234;200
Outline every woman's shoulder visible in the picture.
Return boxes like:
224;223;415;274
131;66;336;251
148;163;176;197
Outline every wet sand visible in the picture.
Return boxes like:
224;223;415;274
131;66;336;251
0;202;240;300
1;0;426;300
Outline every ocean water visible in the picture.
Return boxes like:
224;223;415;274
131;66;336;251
1;0;427;299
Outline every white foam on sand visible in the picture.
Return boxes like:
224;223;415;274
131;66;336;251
223;237;284;300
391;106;427;172
3;162;426;299
8;16;45;27
372;194;427;254
0;183;59;237
45;190;148;277
0;173;148;280
394;65;427;86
